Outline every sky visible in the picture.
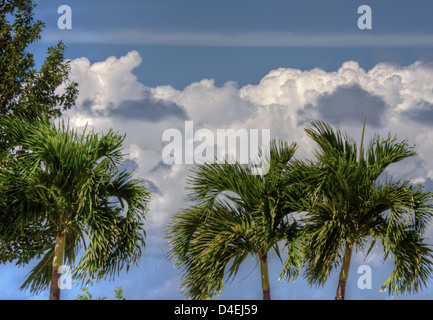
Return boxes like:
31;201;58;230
2;0;433;300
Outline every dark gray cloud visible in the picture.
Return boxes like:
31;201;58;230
79;94;188;122
81;98;94;110
111;98;188;122
403;101;433;125
299;84;387;127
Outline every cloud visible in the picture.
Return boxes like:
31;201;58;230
64;51;433;222
112;99;188;122
80;97;188;122
144;179;162;195
123;159;139;172
305;84;388;127
68;50;146;114
55;51;433;299
152;79;252;127
402;101;433;125
44;29;433;47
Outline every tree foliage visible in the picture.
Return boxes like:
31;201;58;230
292;120;433;296
165;140;303;299
0;118;150;294
0;0;78;264
75;286;126;300
0;0;78;143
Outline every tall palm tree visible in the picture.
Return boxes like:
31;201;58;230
165;140;303;300
0;118;150;299
292;120;433;300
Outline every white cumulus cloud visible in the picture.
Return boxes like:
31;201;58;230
61;50;433;299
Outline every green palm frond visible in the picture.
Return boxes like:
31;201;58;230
0;116;150;294
165;139;303;299
297;119;433;295
167;203;257;299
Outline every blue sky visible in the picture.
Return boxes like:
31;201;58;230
2;0;433;300
32;0;433;88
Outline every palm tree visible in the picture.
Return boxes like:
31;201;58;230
165;140;303;300
292;120;433;300
0;118;150;299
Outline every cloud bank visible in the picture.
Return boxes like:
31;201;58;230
44;29;433;47
57;51;433;299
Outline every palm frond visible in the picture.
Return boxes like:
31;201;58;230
297;119;433;295
0;117;150;293
165;139;302;299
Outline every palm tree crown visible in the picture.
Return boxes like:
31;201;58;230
0;118;151;298
165;140;302;300
292;120;433;299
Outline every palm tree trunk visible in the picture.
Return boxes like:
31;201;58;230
260;254;271;300
49;231;65;300
335;242;353;300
